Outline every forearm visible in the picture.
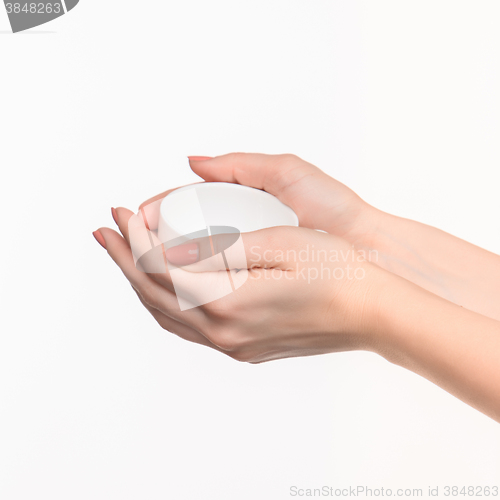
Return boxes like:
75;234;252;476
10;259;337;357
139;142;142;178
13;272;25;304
353;208;500;320
372;275;500;422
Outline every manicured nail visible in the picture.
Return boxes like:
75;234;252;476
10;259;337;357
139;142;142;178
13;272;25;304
165;243;199;266
92;230;107;249
188;156;212;161
111;207;118;225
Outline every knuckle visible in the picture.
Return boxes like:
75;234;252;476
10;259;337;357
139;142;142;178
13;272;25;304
228;349;254;363
157;320;169;332
209;328;238;351
272;153;308;173
229;152;247;163
269;154;310;195
203;296;240;320
202;300;229;320
275;153;299;163
204;324;247;352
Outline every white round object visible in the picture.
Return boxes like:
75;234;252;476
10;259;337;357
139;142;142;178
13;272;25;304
157;182;299;243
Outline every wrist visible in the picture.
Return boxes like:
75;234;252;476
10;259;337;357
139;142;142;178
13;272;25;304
337;260;399;354
341;204;391;253
352;261;442;361
367;271;455;365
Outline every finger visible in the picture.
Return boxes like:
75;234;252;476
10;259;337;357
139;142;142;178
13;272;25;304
154;227;309;307
238;226;311;271
113;207;176;289
155;227;320;318
98;227;203;326
188;153;322;208
164;232;239;268
137;197;163;233
114;206;163;252
165;227;306;273
113;206;135;244
112;207;217;295
132;286;221;350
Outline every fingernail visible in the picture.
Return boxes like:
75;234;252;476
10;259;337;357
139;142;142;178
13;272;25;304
111;207;118;225
165;243;199;266
188;156;213;161
92;230;107;249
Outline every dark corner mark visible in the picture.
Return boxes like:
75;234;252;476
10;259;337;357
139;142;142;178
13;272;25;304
3;0;80;33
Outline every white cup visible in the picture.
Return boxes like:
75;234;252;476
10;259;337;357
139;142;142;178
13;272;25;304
157;182;299;244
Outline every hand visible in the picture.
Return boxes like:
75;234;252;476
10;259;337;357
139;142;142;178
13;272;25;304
140;153;378;244
91;154;500;421
94;210;500;421
166;153;500;321
97;207;386;364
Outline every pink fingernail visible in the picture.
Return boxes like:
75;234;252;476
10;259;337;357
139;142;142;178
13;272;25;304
165;243;199;266
188;156;212;161
111;207;118;225
92;230;107;249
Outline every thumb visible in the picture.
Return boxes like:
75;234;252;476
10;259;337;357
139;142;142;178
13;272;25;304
165;226;303;272
188;152;325;215
240;226;303;270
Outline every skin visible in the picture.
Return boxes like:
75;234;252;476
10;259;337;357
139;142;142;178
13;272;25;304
94;153;500;422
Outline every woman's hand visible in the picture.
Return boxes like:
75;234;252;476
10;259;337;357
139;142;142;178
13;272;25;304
93;204;500;422
97;207;386;364
91;153;500;421
157;153;500;321
140;153;378;244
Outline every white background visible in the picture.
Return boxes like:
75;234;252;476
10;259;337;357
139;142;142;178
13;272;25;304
1;1;500;499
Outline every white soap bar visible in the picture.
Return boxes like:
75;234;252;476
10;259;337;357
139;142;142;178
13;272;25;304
158;182;299;244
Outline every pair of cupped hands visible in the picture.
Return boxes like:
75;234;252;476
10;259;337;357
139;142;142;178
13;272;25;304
94;153;397;363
